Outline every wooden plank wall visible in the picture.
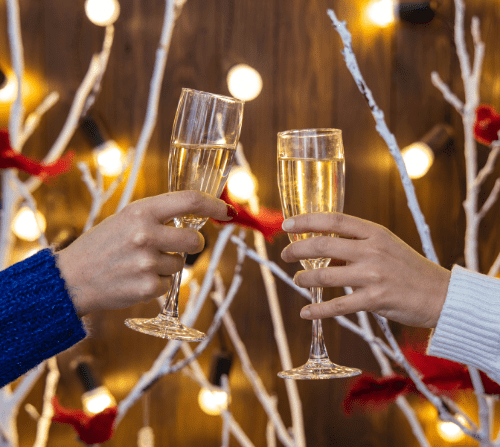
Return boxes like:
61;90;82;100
1;0;499;445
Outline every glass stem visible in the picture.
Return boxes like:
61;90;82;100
161;252;187;319
309;287;329;361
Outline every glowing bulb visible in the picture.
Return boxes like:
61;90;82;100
12;207;46;242
85;0;120;26
437;416;467;443
180;266;193;287
227;64;263;101
82;386;116;415
95;141;124;177
227;167;257;203
367;0;395;27
401;142;434;179
0;73;18;103
198;388;229;416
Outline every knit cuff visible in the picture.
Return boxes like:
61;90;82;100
0;248;86;387
427;265;500;383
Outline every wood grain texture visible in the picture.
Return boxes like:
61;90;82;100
1;0;498;445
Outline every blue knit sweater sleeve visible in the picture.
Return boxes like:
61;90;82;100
0;248;86;387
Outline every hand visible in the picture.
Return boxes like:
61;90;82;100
57;191;236;316
280;213;451;328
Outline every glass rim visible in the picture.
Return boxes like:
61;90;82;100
277;128;342;139
181;87;245;105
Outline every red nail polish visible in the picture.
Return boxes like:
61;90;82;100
226;204;238;219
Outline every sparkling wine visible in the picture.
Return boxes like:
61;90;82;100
278;157;345;243
168;143;236;227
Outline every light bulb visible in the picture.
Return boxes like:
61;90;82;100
227;167;257;203
227;64;263;101
82;386;116;414
0;72;18;103
95;141;124;177
366;0;395;27
437;416;467;443
12;207;46;242
401;142;434;179
198;387;229;416
85;0;120;27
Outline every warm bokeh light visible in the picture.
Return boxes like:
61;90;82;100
437;416;467;443
198;388;229;416
227;64;263;101
85;0;120;26
227;167;257;203
180;266;193;287
95;141;125;177
366;0;395;27
0;72;18;103
401;142;435;179
81;386;116;414
12;207;46;242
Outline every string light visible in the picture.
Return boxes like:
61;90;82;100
198;388;229;416
401;142;434;179
84;0;120;27
437;416;467;443
198;351;232;416
75;360;116;415
401;123;453;179
81;116;125;177
12;206;46;242
227;64;263;101
366;1;436;27
366;0;395;27
82;386;117;414
227;166;257;203
95;141;125;177
0;70;18;103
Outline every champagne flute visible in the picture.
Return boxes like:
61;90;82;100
277;128;361;379
125;88;244;341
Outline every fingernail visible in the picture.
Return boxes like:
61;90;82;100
226;204;238;219
300;307;311;318
282;218;294;231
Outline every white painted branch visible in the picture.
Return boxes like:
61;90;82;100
395;396;431;447
168;272;243;375
181;349;254;447
18;92;60;150
117;0;179;211
230;235;310;300
354;300;428;446
474;142;500;189
265;396;278;447
81;25;115;118
25;50;109;194
373;314;481;441
6;0;24;148
116;225;235;425
488;252;500;277
431;72;465;115
212;275;294;447
0;172;21;268
33;357;59;447
327;9;439;264
478;178;500;219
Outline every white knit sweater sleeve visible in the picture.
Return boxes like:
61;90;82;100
427;265;500;384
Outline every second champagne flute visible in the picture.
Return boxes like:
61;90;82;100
125;88;244;341
277;128;361;379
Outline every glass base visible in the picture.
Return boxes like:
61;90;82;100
124;314;206;342
278;358;362;380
